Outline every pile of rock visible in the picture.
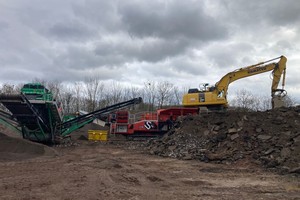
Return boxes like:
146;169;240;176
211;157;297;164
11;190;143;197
146;107;300;174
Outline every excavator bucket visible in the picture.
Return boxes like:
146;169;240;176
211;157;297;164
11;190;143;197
272;96;285;109
272;89;287;109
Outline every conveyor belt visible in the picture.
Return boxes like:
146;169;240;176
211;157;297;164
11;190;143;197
61;97;142;132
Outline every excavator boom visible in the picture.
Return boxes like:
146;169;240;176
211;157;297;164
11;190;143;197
182;56;287;110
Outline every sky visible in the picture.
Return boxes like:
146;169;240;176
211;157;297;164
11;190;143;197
0;0;300;101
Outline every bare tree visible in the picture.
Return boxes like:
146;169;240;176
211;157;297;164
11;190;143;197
13;83;24;93
110;81;124;104
121;86;144;110
46;80;62;100
172;86;189;105
0;83;20;111
248;96;261;111
84;77;104;112
172;86;181;105
125;86;142;99
0;83;18;94
101;81;124;107
230;89;298;111
156;81;174;108
230;89;256;111
144;81;157;111
283;95;296;107
260;95;272;111
133;87;148;111
60;85;76;114
74;82;83;112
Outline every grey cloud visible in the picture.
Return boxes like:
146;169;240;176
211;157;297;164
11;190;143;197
137;39;188;62
11;1;98;42
263;0;300;26
0;68;42;82
135;54;210;79
118;1;228;40
220;0;300;27
145;65;178;78
205;42;255;69
47;20;97;41
71;0;121;32
54;46;127;70
169;56;209;76
275;40;292;50
270;40;297;56
42;67;121;82
94;37;191;63
0;21;9;31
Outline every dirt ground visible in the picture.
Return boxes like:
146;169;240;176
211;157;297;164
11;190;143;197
1;107;300;200
0;139;299;200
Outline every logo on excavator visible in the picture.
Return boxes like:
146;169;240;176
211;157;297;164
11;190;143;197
248;66;267;74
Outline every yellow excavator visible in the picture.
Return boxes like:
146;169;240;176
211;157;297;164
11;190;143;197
182;55;287;110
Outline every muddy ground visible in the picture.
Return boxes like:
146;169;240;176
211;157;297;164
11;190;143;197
0;107;300;200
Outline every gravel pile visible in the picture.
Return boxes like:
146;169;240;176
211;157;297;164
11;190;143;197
146;107;300;174
0;131;57;161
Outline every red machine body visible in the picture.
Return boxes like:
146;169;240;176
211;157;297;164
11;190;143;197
110;108;198;137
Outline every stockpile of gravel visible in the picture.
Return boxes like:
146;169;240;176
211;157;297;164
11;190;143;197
0;132;57;161
146;107;300;174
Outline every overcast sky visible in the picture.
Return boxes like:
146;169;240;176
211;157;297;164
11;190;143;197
0;0;300;101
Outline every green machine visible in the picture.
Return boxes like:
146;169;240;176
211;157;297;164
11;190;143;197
0;83;142;143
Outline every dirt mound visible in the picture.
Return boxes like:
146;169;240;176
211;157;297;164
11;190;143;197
147;106;300;174
0;132;57;161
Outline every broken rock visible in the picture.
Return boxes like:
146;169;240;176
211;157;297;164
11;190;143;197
230;133;239;141
228;128;238;134
257;135;272;140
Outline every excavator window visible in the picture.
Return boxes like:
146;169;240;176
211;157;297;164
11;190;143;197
188;88;200;93
217;91;224;98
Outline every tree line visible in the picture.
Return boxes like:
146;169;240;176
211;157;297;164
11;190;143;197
0;79;297;113
230;89;296;111
0;79;187;114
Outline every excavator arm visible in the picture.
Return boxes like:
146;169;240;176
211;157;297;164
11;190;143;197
215;56;287;100
270;56;287;108
182;56;287;109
